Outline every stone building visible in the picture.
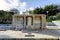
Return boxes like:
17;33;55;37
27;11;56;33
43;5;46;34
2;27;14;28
12;14;46;30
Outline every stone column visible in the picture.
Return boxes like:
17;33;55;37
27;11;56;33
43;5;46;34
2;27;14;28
33;15;35;30
41;15;46;30
12;16;14;29
15;16;18;30
12;16;16;30
24;15;26;29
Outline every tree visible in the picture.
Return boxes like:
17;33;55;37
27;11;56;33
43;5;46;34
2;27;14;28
0;10;14;24
33;7;44;14
0;10;5;18
32;4;58;16
56;5;60;12
10;8;19;14
44;4;58;16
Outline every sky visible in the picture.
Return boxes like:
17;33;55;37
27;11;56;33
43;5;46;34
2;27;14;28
0;0;60;13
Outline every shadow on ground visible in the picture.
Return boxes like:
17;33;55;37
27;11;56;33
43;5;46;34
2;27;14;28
22;29;60;37
0;35;11;38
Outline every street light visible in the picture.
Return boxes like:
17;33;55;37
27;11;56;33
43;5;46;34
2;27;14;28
46;11;49;17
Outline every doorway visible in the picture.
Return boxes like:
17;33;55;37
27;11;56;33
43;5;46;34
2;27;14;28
26;16;33;30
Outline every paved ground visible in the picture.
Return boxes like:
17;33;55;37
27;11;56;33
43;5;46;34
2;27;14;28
52;21;60;26
0;21;59;39
46;26;60;30
0;30;60;39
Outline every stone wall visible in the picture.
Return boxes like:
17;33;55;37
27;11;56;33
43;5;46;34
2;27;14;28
12;14;46;30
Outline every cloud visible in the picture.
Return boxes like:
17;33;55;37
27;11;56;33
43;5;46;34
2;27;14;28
29;7;34;10
26;7;34;11
0;0;27;13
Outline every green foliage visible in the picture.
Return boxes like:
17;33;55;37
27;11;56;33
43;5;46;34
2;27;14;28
56;13;60;20
32;4;58;17
30;4;59;22
46;13;60;22
44;4;58;16
33;7;45;14
0;10;14;24
46;17;52;22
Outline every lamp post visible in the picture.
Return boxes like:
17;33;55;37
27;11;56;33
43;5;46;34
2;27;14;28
46;11;48;17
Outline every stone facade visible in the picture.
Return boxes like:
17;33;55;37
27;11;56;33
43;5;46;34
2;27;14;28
12;14;46;30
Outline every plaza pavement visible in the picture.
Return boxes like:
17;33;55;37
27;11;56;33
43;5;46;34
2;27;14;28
0;21;59;39
0;30;59;39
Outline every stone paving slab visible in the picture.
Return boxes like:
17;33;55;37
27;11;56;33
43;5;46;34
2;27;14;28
46;26;60;30
0;30;59;39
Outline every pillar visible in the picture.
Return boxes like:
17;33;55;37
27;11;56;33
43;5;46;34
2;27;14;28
41;15;46;30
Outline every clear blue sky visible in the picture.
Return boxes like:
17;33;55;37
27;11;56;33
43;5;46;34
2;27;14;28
20;0;60;9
